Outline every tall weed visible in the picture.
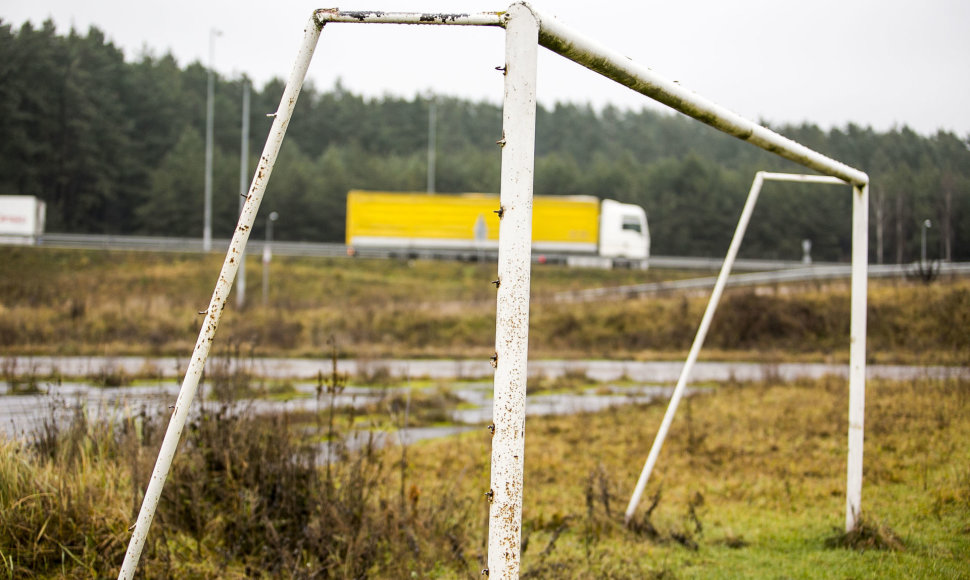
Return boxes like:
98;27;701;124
0;393;482;578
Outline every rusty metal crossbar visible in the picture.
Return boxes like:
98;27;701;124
119;4;869;579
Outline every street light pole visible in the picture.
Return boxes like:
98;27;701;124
427;94;436;194
236;80;250;308
262;211;279;306
203;28;221;253
921;219;931;265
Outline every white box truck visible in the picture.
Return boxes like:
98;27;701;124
0;196;47;245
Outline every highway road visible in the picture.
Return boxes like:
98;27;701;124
24;232;841;270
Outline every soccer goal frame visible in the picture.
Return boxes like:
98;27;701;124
118;5;870;579
622;172;868;534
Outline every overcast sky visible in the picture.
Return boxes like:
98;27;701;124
3;0;969;137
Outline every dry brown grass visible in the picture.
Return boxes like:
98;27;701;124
1;373;967;578
402;374;970;578
2;246;969;364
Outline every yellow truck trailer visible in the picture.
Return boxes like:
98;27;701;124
346;190;649;265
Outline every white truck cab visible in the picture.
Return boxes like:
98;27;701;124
598;199;650;264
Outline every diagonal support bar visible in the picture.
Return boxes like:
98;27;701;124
624;172;850;524
117;15;325;580
624;171;767;523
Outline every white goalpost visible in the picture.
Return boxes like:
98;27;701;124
118;5;870;579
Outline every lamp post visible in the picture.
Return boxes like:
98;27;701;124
203;28;222;252
921;219;931;266
427;95;437;194
262;211;279;306
236;79;250;308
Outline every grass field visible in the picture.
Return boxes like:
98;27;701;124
1;246;968;578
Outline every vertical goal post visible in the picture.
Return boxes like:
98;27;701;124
487;5;539;578
118;4;869;579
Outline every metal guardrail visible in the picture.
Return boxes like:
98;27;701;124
29;233;838;269
554;262;970;302
35;233;483;260
648;255;825;271
22;235;970;287
35;233;348;257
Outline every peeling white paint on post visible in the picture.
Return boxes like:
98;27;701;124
117;16;324;580
313;8;504;26
624;171;848;523
846;183;869;531
487;4;539;579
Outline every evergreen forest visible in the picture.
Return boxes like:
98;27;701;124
2;20;969;262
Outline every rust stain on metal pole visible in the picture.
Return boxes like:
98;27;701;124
487;4;539;579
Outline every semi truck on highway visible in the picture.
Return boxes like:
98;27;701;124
0;196;46;245
345;190;649;267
